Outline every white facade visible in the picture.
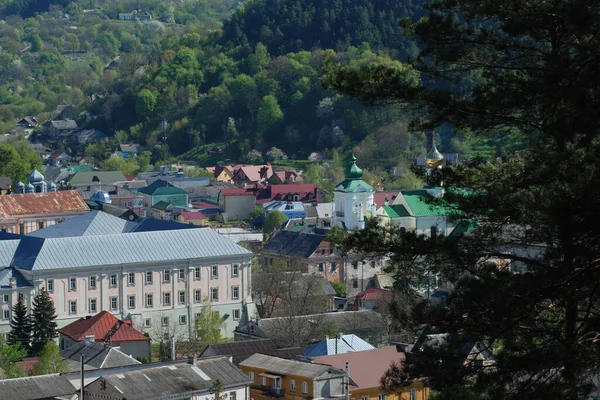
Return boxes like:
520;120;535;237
332;156;375;231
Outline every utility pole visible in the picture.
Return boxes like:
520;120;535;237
80;354;85;400
171;335;176;361
345;362;350;400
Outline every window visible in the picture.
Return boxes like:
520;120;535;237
229;392;236;400
128;295;135;309
260;377;266;386
179;291;186;304
431;226;438;238
163;270;171;283
290;380;296;392
47;279;54;292
249;371;254;382
371;261;376;268
110;296;118;311
19;223;25;235
409;389;417;400
3;294;9;303
162;316;169;326
89;275;96;289
145;271;153;284
38;221;44;230
301;382;308;394
128;272;135;286
194;267;201;280
362;397;368;400
293;195;300;201
69;277;76;291
194;289;202;303
233;309;240;320
110;274;117;287
211;265;218;278
353;279;359;289
179;269;185;281
144;318;151;328
3;310;9;320
89;298;97;313
163;292;171;306
146;293;153;308
318;263;324;272
378;395;386;400
232;286;239;300
321;249;326;255
211;288;219;302
179;315;187;325
353;262;358;270
69;300;77;315
331;262;337;272
232;264;239;277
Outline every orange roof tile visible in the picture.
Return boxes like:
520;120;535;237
0;191;89;217
58;311;149;343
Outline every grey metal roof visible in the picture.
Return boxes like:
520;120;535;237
0;374;76;399
262;230;325;258
6;228;251;271
240;353;344;379
85;357;250;400
67;171;127;186
200;338;302;366
61;341;141;370
0;240;20;266
27;210;133;238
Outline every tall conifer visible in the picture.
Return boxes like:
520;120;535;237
6;293;31;351
30;288;57;356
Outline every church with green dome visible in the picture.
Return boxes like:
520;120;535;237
332;155;375;230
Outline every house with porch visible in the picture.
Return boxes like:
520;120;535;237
240;353;346;400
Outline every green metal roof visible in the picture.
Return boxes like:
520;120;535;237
149;186;187;196
152;201;171;211
401;190;454;217
382;205;410;218
335;179;373;192
335;155;373;192
448;220;478;237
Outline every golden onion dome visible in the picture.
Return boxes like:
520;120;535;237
425;141;444;167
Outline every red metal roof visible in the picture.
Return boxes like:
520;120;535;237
314;346;405;390
191;201;220;210
58;311;149;343
355;287;391;302
373;191;400;209
0;191;89;217
220;188;257;197
179;211;205;220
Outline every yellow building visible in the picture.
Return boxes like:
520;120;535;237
240;353;346;400
206;166;235;184
314;346;430;400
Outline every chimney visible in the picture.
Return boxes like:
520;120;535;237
338;332;344;340
325;335;329;340
9;277;16;288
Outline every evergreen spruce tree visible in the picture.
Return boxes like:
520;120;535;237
324;0;600;398
30;288;57;356
6;293;31;351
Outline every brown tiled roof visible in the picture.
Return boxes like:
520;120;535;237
0;191;89;217
59;311;149;343
313;346;405;390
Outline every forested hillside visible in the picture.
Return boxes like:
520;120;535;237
220;0;426;60
0;0;518;185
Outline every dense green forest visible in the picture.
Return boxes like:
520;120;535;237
0;0;519;186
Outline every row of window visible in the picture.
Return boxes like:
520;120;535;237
49;265;240;292
68;286;240;315
249;372;309;394
141;309;242;329
352;261;378;269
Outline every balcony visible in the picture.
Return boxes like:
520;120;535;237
251;385;285;398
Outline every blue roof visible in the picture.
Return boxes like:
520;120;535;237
0;267;32;288
303;334;375;357
27;211;200;239
1;228;252;271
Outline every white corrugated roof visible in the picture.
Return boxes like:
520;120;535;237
10;228;252;271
